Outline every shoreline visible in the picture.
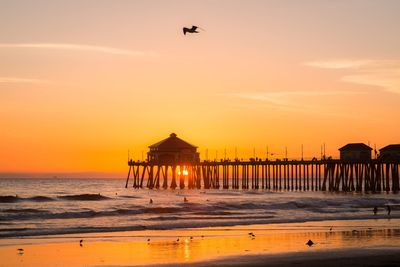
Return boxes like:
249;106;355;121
1;219;400;266
1;214;398;239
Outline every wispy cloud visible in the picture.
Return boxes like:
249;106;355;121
225;90;367;119
227;90;365;106
304;60;371;69
225;90;366;113
305;59;400;94
0;43;155;56
0;77;48;84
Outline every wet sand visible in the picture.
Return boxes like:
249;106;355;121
1;219;399;267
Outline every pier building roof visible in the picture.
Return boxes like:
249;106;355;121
149;133;197;151
380;144;400;152
339;143;372;151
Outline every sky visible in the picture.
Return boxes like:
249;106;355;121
1;0;399;176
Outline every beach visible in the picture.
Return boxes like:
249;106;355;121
1;219;399;267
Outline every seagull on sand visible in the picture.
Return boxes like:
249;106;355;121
183;25;204;35
17;248;24;254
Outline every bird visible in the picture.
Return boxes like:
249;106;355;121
149;198;153;204
306;240;314;246
329;226;333;232
176;238;180;242
190;236;193;240
17;248;24;254
147;238;150;242
184;197;188;203
183;25;203;35
79;239;83;246
248;232;254;236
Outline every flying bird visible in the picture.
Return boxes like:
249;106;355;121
183;25;204;35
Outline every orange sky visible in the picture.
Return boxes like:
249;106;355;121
0;0;399;176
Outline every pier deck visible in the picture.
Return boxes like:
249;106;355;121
125;159;400;192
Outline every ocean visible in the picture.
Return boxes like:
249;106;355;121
0;178;399;238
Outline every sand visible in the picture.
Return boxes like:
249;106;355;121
1;219;399;267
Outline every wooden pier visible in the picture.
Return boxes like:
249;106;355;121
125;159;400;193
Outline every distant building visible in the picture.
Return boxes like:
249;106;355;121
339;143;372;162
379;144;400;161
147;133;200;164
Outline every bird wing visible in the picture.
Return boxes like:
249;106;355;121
183;27;188;35
191;26;198;30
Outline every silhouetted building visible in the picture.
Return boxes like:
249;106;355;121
339;143;372;162
379;144;400;161
147;133;200;164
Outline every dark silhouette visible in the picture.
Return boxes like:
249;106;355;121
373;206;378;215
17;248;24;254
149;198;153;204
183;25;203;35
184;197;188;203
387;205;391;215
80;239;83;246
306;240;314;246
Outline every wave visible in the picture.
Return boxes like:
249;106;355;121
57;194;110;201
28;196;55;202
2;208;47;213
2;214;400;238
0;195;19;203
0;194;110;203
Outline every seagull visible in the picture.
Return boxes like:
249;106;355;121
183;25;203;35
306;240;314;246
17;248;24;254
80;239;83;246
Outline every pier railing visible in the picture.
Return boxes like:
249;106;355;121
125;159;400;192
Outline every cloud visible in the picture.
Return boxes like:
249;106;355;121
0;43;155;56
225;90;366;112
0;77;48;84
305;59;400;94
228;90;365;104
304;60;371;69
225;90;367;119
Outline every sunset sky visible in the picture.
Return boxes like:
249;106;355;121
1;0;399;176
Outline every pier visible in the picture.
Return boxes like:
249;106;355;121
126;134;400;192
125;159;400;193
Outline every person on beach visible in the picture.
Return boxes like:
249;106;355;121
373;206;378;215
386;205;391;215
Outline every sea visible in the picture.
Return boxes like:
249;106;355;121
1;178;399;238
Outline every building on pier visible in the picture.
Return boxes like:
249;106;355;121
339;143;372;162
379;144;400;161
147;133;200;164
